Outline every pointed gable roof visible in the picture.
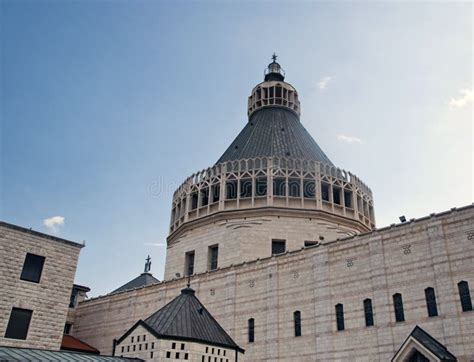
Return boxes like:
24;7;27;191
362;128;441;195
111;273;160;294
392;326;457;361
216;107;333;166
116;287;244;353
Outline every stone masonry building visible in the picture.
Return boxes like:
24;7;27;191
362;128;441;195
0;221;84;350
71;57;474;361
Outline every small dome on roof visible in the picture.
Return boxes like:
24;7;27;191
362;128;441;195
264;53;285;81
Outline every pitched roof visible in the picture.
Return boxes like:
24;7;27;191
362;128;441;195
216;107;333;166
61;334;100;354
0;346;142;361
392;325;457;361
111;273;160;294
117;287;244;353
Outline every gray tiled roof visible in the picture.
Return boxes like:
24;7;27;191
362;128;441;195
0;346;142;361
117;287;243;352
110;273;160;294
411;326;457;361
392;325;457;361
216;107;334;166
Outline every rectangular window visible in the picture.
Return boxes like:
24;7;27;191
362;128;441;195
333;186;341;205
185;353;189;360
176;352;180;359
226;180;238;199
273;178;286;196
131;336;134;343
458;281;473;312
272;239;286;255
288;178;300;197
151;351;154;358
181;343;185;350
212;185;220;203
335;304;344;331
294;311;301;337
64;323;72;335
172;342;176;349
69;288;78;308
240;178;252;198
255;178;267;196
321;182;330;202
20;253;45;283
191;193;199;209
201;188;209;206
185;251;195;276
4;308;33;340
344;190;352;208
121;346;124;353
166;351;171;358
303;180;315;198
393;293;405;322
425;287;438;317
209;245;218;270
248;318;254;343
364;299;374;327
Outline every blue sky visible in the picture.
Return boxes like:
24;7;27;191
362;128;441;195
1;1;472;297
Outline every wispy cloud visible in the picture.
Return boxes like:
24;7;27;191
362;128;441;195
43;216;65;233
318;76;332;90
337;134;363;144
449;88;473;108
144;242;166;247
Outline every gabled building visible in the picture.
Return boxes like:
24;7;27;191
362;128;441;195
114;285;244;361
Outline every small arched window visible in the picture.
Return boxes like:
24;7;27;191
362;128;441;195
248;318;254;343
425;287;438;317
393;293;405;322
458;281;473;312
335;304;344;331
293;311;301;337
363;299;374;327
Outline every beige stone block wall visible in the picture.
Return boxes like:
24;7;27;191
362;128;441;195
165;213;362;280
0;224;82;350
117;325;238;362
73;206;474;361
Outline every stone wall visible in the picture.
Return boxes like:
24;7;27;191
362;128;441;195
0;223;83;350
165;209;367;280
116;324;238;362
73;205;474;361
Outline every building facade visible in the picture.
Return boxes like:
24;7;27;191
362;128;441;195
0;222;84;350
71;58;474;361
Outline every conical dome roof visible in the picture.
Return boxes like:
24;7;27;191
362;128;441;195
216;107;333;166
217;55;333;166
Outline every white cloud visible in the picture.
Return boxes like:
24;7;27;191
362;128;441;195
449;88;473;108
318;76;332;90
144;242;166;247
43;216;65;233
337;134;363;144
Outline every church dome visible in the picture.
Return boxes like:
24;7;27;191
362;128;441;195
168;56;375;236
